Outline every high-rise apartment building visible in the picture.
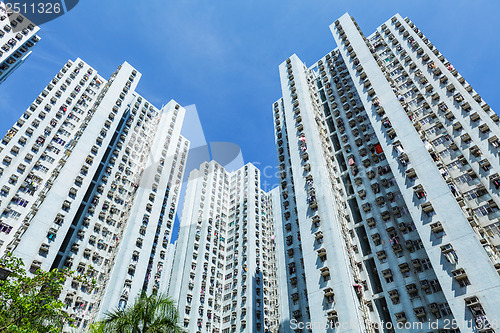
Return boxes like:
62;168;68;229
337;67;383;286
0;58;189;330
169;161;280;333
0;1;40;84
2;10;499;333
273;13;500;332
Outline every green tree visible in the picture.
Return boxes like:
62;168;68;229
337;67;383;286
0;254;92;333
98;292;184;333
88;322;105;333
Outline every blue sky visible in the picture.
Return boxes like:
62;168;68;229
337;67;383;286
0;0;499;191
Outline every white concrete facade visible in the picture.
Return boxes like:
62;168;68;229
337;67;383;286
273;13;500;333
0;1;40;84
169;161;280;333
0;58;189;330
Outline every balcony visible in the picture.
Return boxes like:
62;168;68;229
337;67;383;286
445;110;455;120
399;263;410;274
470;112;480;122
461;133;471;143
451;268;468;282
405;168;417;179
388;289;399;300
453;122;463;131
470;145;481;157
406;283;418;297
462;102;472;111
466;168;478;179
431;221;444;234
317;248;327;259
479;159;491;171
413;184;426;199
489;136;500;148
39;243;50;253
323;287;334;297
392;206;401;218
479;124;490;133
327;310;338;322
414;307;426;319
393;312;406;323
421;202;434;214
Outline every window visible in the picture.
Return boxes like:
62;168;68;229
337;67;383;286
421;258;432;270
413;239;424;251
432;135;450;146
439;148;453;158
474;204;497;217
454;174;471;184
0;223;13;234
429;279;441;292
485;222;500;238
439;303;452;317
426;126;439;135
446;160;462;170
419;115;433;125
41;155;55;164
463;189;479;200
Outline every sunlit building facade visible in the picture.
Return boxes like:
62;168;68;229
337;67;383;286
169;161;280;333
273;13;500;333
0;58;189;330
0;1;40;84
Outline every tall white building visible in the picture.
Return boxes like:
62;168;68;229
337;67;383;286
169;161;280;333
273;13;500;333
0;58;189;330
0;1;40;84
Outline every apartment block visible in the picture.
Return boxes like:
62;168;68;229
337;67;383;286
0;1;40;84
169;161;280;333
0;58;189;330
273;13;500;333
